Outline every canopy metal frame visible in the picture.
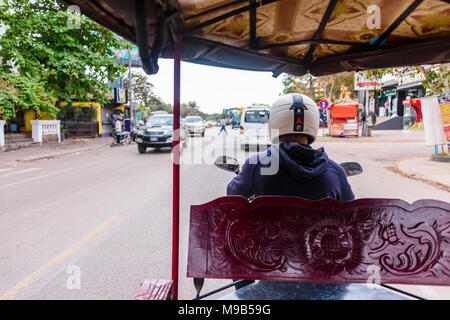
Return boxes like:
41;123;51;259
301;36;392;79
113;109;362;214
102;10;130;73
65;0;450;77
61;0;450;300
180;0;431;70
126;0;444;300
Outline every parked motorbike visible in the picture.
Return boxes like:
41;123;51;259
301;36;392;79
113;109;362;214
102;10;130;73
129;127;139;142
111;130;131;147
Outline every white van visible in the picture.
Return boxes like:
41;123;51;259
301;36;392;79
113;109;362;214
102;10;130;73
240;107;271;151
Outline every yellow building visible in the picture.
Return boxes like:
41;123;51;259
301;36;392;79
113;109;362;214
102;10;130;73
60;101;102;135
23;101;107;136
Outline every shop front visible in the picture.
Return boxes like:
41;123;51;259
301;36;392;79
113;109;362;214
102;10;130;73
377;79;397;117
397;82;425;130
373;76;425;131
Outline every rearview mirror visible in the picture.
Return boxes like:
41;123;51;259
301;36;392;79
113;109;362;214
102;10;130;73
340;162;363;177
215;156;240;174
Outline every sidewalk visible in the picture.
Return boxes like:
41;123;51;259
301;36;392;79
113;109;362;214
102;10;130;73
0;137;111;169
316;129;426;143
394;157;450;192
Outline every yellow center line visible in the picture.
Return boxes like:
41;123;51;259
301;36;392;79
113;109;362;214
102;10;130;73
0;216;119;300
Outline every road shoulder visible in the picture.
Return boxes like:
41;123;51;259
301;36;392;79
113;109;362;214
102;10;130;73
391;157;450;193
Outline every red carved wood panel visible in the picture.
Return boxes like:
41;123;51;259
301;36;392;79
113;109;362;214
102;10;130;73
133;279;173;300
188;196;450;286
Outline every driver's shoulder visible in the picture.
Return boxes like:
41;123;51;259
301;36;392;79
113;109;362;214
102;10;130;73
324;159;351;188
325;159;345;175
244;150;272;168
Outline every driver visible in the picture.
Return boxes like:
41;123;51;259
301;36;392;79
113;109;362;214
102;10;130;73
227;93;354;201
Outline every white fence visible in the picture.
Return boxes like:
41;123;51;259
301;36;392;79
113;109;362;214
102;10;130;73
30;120;61;143
0;120;5;148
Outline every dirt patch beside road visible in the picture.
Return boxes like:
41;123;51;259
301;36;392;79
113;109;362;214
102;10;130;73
387;158;450;193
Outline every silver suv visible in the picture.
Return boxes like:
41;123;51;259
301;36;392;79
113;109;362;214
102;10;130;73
184;116;206;137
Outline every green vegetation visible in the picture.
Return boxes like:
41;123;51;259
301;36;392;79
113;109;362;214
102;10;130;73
362;65;450;96
0;73;55;120
282;72;357;103
0;0;127;120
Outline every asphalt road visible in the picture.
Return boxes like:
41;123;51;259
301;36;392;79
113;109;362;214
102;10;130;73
0;127;449;300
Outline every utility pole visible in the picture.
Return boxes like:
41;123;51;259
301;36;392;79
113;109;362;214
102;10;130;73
363;89;369;136
128;52;133;128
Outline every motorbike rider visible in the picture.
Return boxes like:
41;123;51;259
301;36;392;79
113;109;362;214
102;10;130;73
227;93;354;201
111;114;118;133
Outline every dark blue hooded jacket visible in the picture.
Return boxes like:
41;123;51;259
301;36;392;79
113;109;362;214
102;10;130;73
227;142;354;201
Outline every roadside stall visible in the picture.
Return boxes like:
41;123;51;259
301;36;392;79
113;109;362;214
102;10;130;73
329;100;360;137
65;0;450;301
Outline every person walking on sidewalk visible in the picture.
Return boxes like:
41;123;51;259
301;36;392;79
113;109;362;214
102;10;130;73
218;119;227;135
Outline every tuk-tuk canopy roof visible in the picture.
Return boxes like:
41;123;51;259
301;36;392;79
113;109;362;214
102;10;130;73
65;0;450;77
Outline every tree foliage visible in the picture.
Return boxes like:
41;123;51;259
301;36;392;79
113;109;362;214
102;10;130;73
362;64;450;96
0;0;127;120
0;73;56;120
282;74;318;98
282;72;356;103
123;72;163;109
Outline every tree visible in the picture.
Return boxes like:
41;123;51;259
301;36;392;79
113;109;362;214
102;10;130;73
0;0;127;119
282;72;356;129
123;72;163;109
0;73;56;120
183;100;200;117
320;72;356;102
282;72;356;103
282;74;319;100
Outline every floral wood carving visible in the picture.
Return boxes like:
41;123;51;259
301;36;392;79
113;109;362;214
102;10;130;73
188;197;450;286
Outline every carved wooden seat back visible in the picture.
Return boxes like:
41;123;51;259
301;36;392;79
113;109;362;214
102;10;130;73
188;196;450;286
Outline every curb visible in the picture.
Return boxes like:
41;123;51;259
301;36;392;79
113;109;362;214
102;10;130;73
431;154;450;162
19;144;109;162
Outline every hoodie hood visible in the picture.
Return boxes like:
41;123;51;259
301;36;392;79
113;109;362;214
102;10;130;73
270;142;329;180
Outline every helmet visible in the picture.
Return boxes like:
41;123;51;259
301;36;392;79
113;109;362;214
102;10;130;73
268;93;320;144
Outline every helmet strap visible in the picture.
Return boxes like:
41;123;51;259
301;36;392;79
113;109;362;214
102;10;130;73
289;94;308;132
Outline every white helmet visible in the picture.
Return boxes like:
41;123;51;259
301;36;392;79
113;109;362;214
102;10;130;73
269;93;320;144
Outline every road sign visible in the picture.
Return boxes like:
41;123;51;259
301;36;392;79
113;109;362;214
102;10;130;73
357;82;378;87
318;100;329;110
354;72;380;91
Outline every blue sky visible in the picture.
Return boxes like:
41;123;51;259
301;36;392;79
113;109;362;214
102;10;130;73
145;58;285;114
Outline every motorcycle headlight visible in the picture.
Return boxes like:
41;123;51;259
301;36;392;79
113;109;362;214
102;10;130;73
138;130;144;135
